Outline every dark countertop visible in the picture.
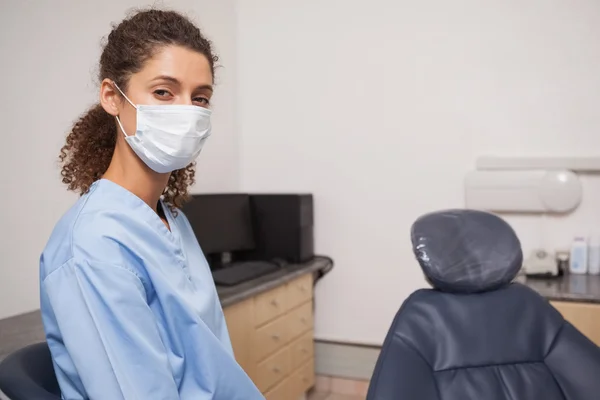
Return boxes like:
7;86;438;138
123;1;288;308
217;256;333;308
522;274;600;304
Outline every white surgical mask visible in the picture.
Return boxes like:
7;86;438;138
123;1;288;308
113;83;212;173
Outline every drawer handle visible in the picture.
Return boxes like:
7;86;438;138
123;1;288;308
270;299;279;307
272;366;281;373
301;348;308;354
300;317;307;324
299;285;307;292
271;334;281;341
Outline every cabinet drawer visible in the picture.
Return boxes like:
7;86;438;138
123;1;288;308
291;331;314;369
223;298;254;375
254;314;290;362
293;359;315;396
551;301;600;346
255;347;292;392
288;301;313;340
296;358;315;394
265;359;315;400
286;274;313;311
264;376;293;400
255;285;287;326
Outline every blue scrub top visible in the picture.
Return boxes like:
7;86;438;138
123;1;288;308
40;179;264;400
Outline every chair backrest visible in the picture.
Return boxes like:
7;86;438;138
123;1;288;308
367;209;600;400
0;342;61;400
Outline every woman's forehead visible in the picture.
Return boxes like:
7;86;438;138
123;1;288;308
135;45;213;87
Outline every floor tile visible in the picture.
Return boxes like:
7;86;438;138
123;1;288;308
315;375;331;392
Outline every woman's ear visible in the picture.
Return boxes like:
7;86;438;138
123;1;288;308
99;79;120;117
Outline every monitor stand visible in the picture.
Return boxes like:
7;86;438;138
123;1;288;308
220;251;232;265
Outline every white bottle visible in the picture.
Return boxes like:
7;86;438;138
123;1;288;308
570;237;588;274
588;234;600;275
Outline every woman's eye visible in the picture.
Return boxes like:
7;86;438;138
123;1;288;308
195;98;209;105
193;97;210;106
154;89;172;98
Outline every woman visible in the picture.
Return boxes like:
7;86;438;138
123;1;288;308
39;9;263;400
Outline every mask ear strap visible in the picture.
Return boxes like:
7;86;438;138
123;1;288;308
112;82;137;109
112;81;136;138
115;115;130;137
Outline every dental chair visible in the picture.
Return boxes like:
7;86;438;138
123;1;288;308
367;209;600;400
0;342;61;400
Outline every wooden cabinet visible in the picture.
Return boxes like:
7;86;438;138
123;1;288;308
223;273;315;399
551;301;600;346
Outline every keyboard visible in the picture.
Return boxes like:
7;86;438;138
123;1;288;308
212;261;280;286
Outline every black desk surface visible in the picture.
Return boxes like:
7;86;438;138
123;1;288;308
216;256;333;308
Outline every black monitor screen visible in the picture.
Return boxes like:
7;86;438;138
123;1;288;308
182;194;255;255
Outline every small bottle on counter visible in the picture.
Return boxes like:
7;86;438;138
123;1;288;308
570;236;588;275
588;234;600;275
555;251;569;276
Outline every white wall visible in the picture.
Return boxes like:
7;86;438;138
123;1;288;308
0;0;239;319
236;0;600;344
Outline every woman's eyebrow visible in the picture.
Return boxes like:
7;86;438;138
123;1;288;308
150;75;213;92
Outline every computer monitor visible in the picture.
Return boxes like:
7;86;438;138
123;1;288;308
182;194;255;257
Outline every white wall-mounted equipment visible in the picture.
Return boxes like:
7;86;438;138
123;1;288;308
465;169;582;213
476;156;600;173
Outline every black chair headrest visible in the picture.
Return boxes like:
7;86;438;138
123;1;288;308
411;209;523;294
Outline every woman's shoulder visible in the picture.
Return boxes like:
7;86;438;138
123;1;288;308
40;184;150;280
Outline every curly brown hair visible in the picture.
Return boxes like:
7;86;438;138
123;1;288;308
59;8;218;210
